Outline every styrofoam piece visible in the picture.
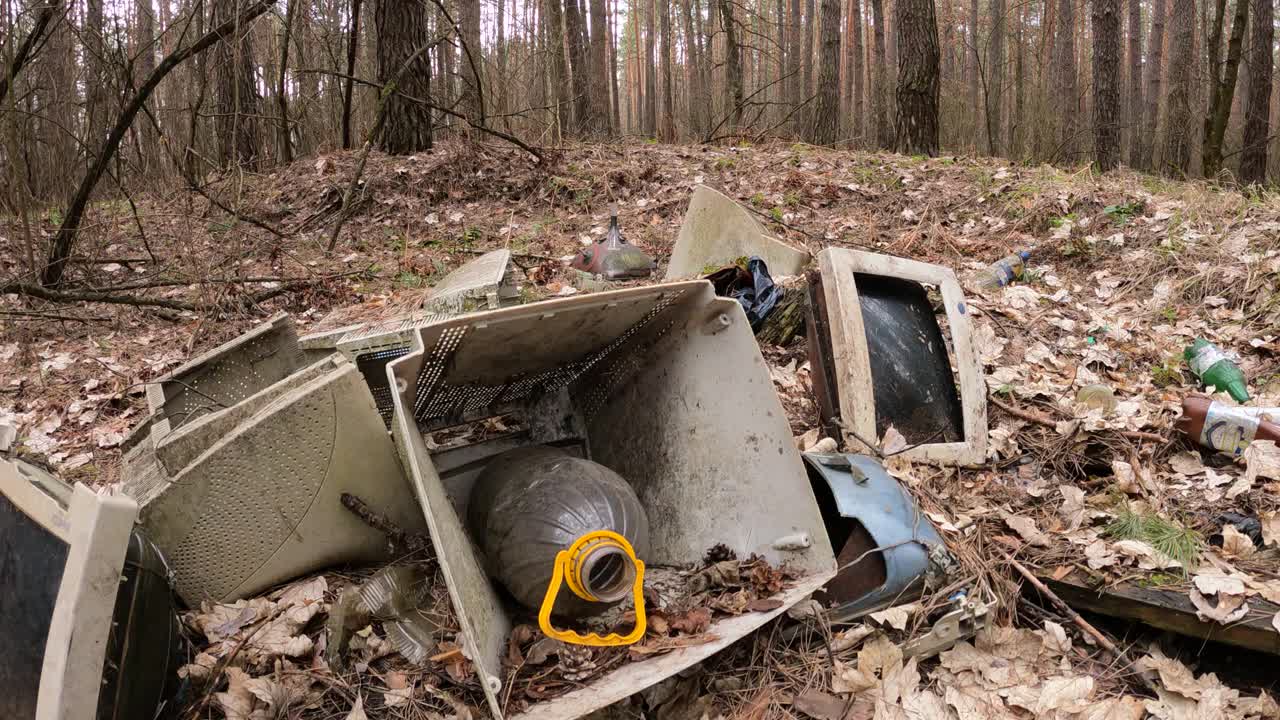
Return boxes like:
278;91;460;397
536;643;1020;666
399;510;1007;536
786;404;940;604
134;360;426;604
422;249;514;314
387;281;836;720
815;248;988;465
665;185;810;280
145;313;305;442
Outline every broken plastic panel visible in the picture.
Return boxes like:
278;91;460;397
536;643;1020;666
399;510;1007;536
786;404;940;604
386;281;836;720
665;185;810;280
804;453;949;620
0;456;181;720
142;313;306;445
125;357;426;605
806;248;988;465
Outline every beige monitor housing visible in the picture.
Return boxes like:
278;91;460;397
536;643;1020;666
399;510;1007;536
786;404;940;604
122;350;426;604
812;248;988;465
0;457;138;720
386;281;836;720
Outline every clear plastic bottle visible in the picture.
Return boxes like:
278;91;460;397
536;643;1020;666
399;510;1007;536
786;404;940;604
467;446;649;617
974;251;1031;289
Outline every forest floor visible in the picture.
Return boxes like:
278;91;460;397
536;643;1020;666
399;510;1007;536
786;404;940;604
3;139;1280;718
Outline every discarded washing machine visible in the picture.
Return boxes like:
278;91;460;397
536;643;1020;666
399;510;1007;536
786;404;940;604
385;281;837;720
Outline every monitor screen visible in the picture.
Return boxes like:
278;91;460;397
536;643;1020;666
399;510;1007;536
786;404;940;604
0;488;69;719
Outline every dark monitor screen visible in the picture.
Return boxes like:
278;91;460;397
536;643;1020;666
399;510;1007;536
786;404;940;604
0;490;69;719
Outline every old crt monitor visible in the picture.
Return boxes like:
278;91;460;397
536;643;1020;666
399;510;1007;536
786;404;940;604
0;455;180;719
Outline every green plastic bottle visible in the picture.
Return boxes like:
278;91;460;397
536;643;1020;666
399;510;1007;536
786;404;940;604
1184;339;1250;403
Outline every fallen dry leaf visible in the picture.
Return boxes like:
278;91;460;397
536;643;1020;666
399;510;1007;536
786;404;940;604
792;689;855;720
1169;451;1205;476
1058;485;1088;531
344;694;369;720
1243;440;1280;486
1000;511;1051;547
1260;511;1280;548
869;603;920;631
1041;620;1072;655
1219;523;1257;559
668;607;712;635
1192;571;1246;597
1112;539;1182;570
1189;588;1249;624
382;671;412;708
1084;539;1118;569
215;667;256;720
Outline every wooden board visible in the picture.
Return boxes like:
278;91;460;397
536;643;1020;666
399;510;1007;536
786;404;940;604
1044;571;1280;655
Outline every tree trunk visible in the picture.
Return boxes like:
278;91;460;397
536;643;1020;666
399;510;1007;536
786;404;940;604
968;0;979;150
659;0;675;139
987;0;1006;154
440;0;455;106
1240;0;1273;183
1202;0;1249;179
275;0;296;164
1135;0;1165;168
1092;0;1121;170
851;0;865;145
212;0;263;170
135;0;159;170
85;0;107;152
681;0;703;135
459;0;484;128
1163;0;1196;175
564;0;590;132
375;0;432;154
610;0;621;129
1053;0;1078;162
1013;0;1025;155
810;0;841;142
588;0;612;134
720;0;745;126
870;0;891;147
545;0;570;133
1125;0;1141;164
894;0;939;155
788;0;802;118
803;0;816;101
644;0;657;134
341;0;363;149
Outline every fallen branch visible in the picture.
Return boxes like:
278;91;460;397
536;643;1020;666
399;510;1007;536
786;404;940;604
1004;552;1159;694
3;281;201;311
340;493;433;556
989;395;1167;444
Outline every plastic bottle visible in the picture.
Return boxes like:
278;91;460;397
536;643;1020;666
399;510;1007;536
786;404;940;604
974;251;1031;289
1184;339;1250;403
569;210;657;280
1176;395;1280;456
467;446;650;617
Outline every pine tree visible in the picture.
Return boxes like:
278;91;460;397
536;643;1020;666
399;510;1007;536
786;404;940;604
375;0;433;153
1091;0;1121;170
894;0;939;155
1239;0;1273;183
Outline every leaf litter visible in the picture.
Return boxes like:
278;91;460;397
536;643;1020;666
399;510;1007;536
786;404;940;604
6;142;1280;717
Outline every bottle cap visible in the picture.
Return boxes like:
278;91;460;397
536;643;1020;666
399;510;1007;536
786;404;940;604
1018;250;1030;261
1226;380;1251;404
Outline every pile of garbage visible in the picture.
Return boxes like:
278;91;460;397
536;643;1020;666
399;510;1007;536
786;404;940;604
6;178;1280;720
